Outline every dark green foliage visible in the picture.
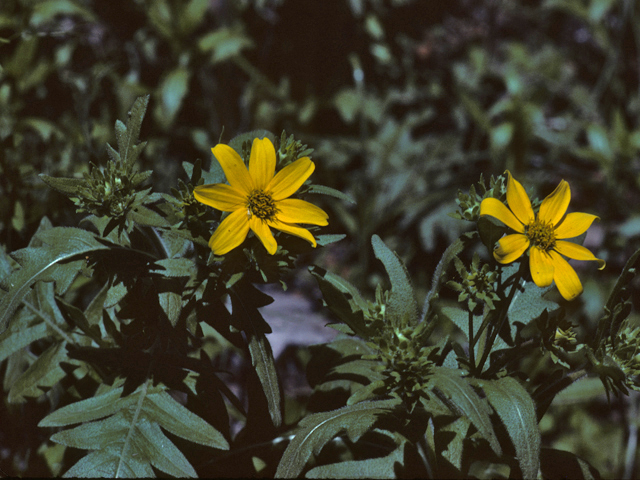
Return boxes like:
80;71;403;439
275;399;401;478
2;0;640;477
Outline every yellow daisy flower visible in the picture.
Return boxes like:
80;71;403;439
194;137;329;255
479;171;605;301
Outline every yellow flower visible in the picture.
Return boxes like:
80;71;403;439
479;171;605;301
194;137;328;255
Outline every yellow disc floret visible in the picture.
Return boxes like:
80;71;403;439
247;189;278;221
526;219;556;251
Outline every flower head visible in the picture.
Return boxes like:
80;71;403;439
194;137;328;255
479;171;605;300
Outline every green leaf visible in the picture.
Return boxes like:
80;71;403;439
39;174;85;197
39;384;136;427
0;243;13;280
227;130;276;158
275;399;400;478
129;205;170;227
115;95;150;170
477;216;508;253
8;341;71;403
307;184;356;204
178;0;209;35
371;235;418;328
474;377;540;479
306;443;405;478
440;306;479;343
144;390;229;448
0;313;48;363
155;67;190;129
230;287;282;427
422;235;467;322
85;282;111;326
508;281;558;326
430;367;502;456
0;227;111;334
315;234;347;246
62;449;155;478
158;291;182;327
309;266;374;339
152;258;196;277
595;246;640;346
309;266;368;312
198;25;254;63
30;0;96;27
44;381;228;478
54;413;197;478
440;416;470;470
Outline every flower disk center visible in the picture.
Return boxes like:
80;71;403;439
247;189;278;220
526;219;556;250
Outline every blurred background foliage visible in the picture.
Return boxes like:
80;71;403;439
1;0;640;477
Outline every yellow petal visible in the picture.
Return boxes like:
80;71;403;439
208;209;250;255
212;144;253;194
554;212;599;239
549;250;583;301
249;217;277;254
267;158;315;201
194;184;246;211
480;198;525;233
248;138;276;190
506;171;535;225
276;198;329;226
494;233;530;264
529;246;554;287
554;241;606;269
538;179;570;226
269;218;317;247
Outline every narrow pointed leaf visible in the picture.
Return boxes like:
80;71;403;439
39;174;85;197
136;418;197;477
0;227;110;334
46;382;214;478
306;443;404;478
145;391;229;449
430;367;502;456
8;341;70;403
275;398;400;478
116;95;150;169
0;314;48;363
307;184;356;204
440;417;470;470
371;235;418;327
231;290;281;427
309;266;368;311
62;449;154;478
310;269;374;339
475;377;540;479
39;385;135;427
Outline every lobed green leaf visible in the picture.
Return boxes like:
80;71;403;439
44;381;227;478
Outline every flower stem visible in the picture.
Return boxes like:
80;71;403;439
475;261;526;374
468;310;476;370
